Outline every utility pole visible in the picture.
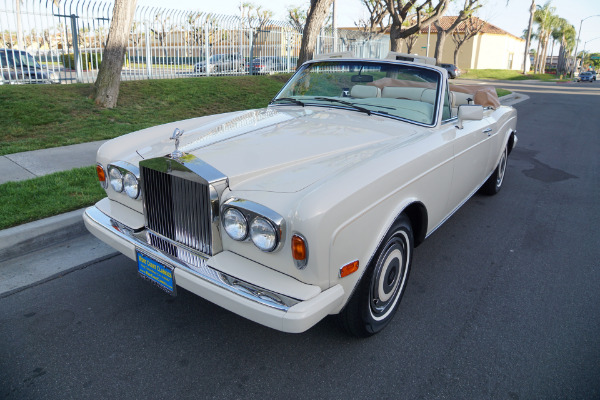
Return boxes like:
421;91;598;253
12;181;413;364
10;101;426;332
15;0;23;48
332;0;337;51
573;15;600;75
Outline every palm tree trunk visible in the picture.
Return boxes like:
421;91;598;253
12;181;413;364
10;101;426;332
535;34;544;73
549;37;555;71
540;34;551;73
523;0;535;74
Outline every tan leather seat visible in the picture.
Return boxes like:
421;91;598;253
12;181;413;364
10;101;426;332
351;85;381;98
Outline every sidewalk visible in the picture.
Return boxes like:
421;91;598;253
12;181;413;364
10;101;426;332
0;139;117;296
0;140;106;185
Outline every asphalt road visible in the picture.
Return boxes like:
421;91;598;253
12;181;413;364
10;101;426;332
1;80;599;399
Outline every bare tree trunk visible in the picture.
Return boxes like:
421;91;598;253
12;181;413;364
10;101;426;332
453;47;459;65
405;33;419;53
433;20;447;63
297;0;334;67
386;0;449;55
390;24;403;52
93;0;137;108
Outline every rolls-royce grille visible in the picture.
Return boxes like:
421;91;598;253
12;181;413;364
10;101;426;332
140;165;213;258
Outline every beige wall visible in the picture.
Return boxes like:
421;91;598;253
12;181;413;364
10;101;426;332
396;31;525;71
473;34;526;70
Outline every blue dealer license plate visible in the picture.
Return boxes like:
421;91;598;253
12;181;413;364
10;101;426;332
136;251;176;295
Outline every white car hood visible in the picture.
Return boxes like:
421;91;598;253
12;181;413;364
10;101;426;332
136;107;424;193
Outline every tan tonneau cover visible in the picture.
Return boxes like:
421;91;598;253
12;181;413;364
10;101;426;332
369;78;501;109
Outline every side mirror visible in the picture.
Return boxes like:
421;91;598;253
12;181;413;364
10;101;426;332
456;105;483;129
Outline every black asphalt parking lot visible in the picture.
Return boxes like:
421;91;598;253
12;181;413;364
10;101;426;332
1;80;599;399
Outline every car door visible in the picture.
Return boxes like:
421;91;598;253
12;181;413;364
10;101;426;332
447;114;492;210
482;113;504;176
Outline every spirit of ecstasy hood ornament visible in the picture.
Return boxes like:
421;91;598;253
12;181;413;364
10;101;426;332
170;128;184;159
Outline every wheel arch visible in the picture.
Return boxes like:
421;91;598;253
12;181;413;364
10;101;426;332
507;129;517;156
402;201;428;247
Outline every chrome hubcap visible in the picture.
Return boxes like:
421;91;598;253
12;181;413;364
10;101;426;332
369;232;409;321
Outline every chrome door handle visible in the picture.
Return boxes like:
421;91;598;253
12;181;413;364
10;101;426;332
483;128;493;136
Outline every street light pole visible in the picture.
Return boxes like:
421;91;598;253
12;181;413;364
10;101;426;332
580;36;600;71
573;14;600;73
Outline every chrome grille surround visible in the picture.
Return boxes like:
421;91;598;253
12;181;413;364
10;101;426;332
139;156;228;266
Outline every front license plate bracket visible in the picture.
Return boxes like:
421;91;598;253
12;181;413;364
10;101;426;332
136;250;177;296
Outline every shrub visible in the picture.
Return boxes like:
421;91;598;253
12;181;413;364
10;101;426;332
60;53;101;70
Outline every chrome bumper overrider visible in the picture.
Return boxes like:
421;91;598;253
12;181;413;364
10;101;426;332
84;206;300;311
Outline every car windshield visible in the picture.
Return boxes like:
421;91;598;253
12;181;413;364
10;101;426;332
14;51;40;68
271;60;441;125
1;50;40;69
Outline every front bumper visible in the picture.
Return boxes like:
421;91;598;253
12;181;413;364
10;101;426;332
83;204;344;333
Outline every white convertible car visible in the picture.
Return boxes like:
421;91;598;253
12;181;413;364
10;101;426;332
84;52;517;337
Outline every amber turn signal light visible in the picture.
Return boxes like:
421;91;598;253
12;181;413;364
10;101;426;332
291;235;307;261
340;260;359;278
96;164;107;188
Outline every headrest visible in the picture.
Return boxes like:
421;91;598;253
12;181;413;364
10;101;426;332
351;85;381;98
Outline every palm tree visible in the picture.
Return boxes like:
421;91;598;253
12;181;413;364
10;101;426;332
555;20;576;75
532;1;556;73
539;13;560;73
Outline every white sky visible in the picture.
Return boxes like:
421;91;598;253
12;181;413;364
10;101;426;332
138;0;600;53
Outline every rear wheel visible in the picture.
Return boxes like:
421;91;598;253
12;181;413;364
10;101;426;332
338;214;413;337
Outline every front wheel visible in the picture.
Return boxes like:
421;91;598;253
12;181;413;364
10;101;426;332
338;214;413;337
481;144;508;195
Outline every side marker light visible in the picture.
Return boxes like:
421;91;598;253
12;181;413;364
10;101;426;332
340;260;359;278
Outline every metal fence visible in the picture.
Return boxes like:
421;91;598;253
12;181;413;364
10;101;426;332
0;0;389;85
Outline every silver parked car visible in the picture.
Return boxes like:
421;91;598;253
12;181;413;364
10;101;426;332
578;71;596;82
194;54;244;75
439;63;461;79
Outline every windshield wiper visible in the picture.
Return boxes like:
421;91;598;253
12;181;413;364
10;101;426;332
271;97;305;107
313;97;372;115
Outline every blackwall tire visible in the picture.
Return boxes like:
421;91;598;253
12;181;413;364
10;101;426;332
338;214;413;337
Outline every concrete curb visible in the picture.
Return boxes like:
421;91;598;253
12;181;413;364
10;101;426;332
0;208;88;262
500;91;529;107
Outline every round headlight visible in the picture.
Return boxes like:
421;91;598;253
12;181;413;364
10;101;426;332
250;217;278;252
123;172;139;199
108;166;123;192
223;208;248;241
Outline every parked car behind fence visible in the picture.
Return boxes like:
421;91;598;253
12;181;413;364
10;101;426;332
247;56;286;75
0;48;60;84
194;54;245;75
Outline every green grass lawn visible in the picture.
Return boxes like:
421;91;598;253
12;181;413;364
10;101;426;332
0;166;105;229
460;69;567;81
0;74;290;156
